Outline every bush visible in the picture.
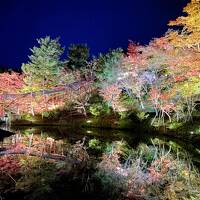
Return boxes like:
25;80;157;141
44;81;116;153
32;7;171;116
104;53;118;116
89;102;110;117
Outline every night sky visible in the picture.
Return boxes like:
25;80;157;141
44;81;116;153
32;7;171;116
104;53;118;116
0;0;189;69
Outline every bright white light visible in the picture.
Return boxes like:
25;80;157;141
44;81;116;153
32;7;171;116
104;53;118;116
87;130;92;133
48;104;60;110
87;120;92;123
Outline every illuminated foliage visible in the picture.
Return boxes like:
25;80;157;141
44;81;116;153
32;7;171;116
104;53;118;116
0;72;24;116
95;48;124;85
22;36;65;92
1;1;200;126
95;49;124;111
168;0;200;50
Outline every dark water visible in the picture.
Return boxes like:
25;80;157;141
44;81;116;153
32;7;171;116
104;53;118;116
1;125;200;167
1;125;200;200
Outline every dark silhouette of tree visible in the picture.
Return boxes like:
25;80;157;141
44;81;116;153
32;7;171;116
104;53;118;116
67;44;89;70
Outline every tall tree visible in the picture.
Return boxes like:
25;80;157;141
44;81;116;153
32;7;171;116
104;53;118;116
95;48;124;86
22;36;65;92
67;44;89;70
95;48;125;110
21;36;64;115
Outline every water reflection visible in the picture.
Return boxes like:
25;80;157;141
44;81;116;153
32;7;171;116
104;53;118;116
1;125;200;200
1;125;200;167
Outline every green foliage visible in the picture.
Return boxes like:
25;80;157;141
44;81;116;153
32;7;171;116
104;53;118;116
195;126;200;134
21;113;36;121
41;110;60;119
23;128;35;136
89;102;110;117
136;111;149;121
120;93;136;107
88;93;111;116
42;111;50;118
118;111;128;119
88;139;101;150
167;121;184;130
137;143;157;163
22;36;64;91
95;48;124;88
104;140;132;160
67;43;89;69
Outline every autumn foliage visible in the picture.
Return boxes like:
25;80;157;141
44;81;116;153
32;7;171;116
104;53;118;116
1;1;200;125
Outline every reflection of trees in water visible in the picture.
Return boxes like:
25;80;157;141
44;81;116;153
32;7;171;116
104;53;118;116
2;125;200;168
0;133;66;160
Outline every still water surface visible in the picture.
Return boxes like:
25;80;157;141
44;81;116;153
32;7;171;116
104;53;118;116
1;125;200;167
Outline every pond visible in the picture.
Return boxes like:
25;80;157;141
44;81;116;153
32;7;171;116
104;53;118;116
1;125;200;200
1;125;200;164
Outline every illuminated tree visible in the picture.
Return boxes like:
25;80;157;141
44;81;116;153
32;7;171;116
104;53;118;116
168;0;200;50
95;49;124;111
0;72;23;94
121;38;200;124
122;39;172;110
167;46;200;121
22;36;65;92
0;72;23;116
67;44;89;70
21;37;64;115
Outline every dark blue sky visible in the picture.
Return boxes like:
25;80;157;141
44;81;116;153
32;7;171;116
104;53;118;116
0;0;188;69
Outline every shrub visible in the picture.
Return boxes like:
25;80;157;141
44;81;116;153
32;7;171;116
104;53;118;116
89;102;110;117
